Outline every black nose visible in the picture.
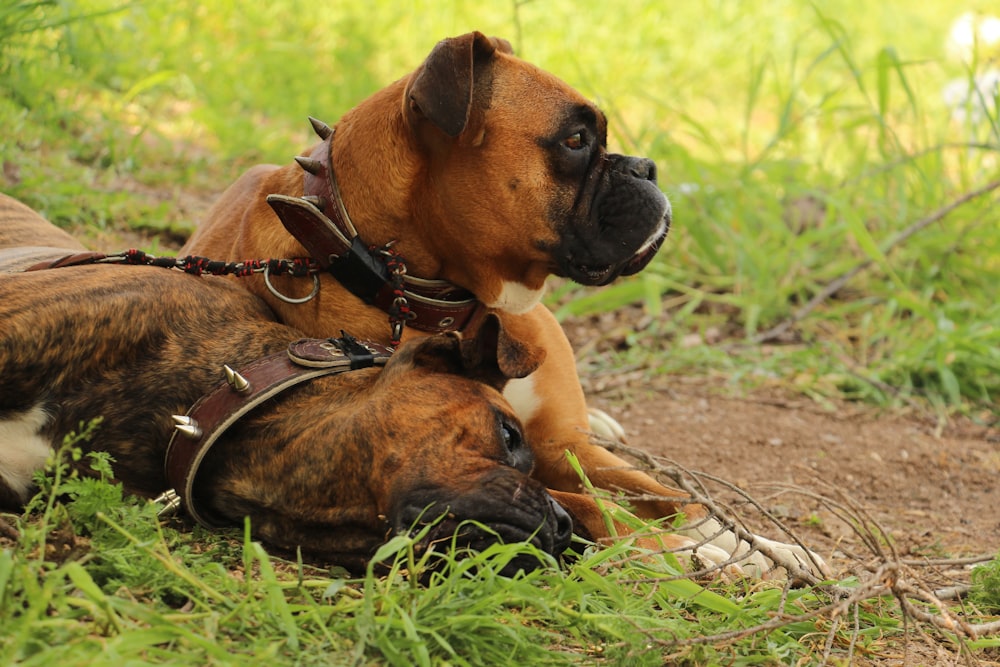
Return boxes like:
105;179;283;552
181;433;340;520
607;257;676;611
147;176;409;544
626;157;658;182
547;495;574;550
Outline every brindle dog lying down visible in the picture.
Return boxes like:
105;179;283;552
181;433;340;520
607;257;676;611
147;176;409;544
0;195;829;580
0;194;577;572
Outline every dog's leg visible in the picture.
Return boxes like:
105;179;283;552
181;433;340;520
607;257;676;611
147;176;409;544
504;307;829;579
0;405;51;508
548;490;746;576
502;307;693;515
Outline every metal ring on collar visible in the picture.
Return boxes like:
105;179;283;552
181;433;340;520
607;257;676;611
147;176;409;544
263;264;320;304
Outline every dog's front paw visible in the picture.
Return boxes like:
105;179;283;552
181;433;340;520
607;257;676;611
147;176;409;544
750;535;831;581
588;407;627;444
674;536;748;580
682;518;829;582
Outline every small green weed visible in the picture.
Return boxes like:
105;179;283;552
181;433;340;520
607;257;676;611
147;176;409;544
971;553;1000;614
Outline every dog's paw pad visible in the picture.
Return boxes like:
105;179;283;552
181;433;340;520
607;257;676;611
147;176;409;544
754;537;831;580
588;408;627;443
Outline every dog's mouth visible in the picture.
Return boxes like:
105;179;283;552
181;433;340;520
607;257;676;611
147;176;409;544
620;216;669;277
563;215;670;286
388;480;573;573
403;515;561;557
567;263;616;285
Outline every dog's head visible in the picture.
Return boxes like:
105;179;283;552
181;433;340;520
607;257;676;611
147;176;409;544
196;315;572;573
398;31;671;311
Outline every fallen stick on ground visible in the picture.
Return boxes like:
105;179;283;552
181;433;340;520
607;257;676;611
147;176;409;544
752;178;1000;345
592;436;1000;649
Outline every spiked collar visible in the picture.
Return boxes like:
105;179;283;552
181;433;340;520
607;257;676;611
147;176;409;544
265;117;487;339
157;335;393;528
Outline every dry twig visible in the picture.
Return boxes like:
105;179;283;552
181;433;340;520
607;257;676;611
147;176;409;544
752;178;1000;345
590;436;1000;658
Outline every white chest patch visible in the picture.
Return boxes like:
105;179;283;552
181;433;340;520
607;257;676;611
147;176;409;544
503;375;540;426
0;404;51;502
487;281;545;315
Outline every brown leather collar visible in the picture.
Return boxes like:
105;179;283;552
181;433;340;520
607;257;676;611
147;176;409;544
265;119;487;337
157;335;393;528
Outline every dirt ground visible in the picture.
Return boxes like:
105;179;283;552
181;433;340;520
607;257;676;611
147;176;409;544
587;375;999;564
582;367;1000;665
552;295;1000;663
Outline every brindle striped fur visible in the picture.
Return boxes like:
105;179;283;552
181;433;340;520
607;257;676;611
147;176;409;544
0;193;571;571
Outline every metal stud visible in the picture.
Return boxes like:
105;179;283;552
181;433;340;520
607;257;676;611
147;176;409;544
153;488;181;517
294;155;324;175
172;415;203;439
308;116;334;140
223;364;251;393
301;195;327;209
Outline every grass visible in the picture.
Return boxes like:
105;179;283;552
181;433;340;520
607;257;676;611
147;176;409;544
972;552;1000;614
2;441;912;666
3;0;1000;664
5;440;997;664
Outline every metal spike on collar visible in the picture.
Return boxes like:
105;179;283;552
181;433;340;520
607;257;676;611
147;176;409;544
172;414;203;439
153;488;181;517
301;195;327;209
308;116;334;140
223;364;251;393
294;155;323;175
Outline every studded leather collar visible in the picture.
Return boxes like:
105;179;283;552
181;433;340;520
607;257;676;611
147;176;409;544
265;118;487;337
156;335;393;527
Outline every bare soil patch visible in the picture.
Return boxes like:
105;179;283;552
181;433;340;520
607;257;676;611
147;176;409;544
583;374;1000;665
589;377;1000;563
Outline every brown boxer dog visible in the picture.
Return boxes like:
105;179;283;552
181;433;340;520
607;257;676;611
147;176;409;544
183;33;827;578
0;194;578;573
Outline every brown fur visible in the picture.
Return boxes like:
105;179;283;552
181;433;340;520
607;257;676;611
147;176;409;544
0;193;827;579
182;32;696;525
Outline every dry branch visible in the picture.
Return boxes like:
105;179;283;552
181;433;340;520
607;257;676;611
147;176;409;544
752;178;1000;344
590;436;1000;655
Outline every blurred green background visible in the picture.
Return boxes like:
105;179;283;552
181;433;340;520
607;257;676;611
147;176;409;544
2;0;998;413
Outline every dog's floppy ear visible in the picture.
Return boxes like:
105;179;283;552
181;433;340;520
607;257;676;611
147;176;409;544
400;314;544;391
460;313;544;389
406;31;512;138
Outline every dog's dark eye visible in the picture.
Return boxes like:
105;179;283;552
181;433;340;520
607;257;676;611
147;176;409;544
496;413;533;472
499;419;523;454
562;132;585;150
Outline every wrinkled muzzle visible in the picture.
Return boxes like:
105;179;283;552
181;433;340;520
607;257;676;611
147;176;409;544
555;154;671;286
389;468;573;573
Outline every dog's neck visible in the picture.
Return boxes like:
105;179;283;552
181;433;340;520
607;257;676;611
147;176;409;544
330;81;444;277
268;116;488;337
163;336;393;528
285;78;547;319
330;81;543;311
